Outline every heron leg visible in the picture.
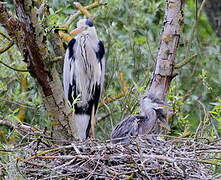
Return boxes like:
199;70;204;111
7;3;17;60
90;105;96;139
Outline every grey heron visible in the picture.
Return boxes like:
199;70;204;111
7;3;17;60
63;19;105;140
111;95;171;143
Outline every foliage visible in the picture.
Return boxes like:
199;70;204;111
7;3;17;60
0;0;220;142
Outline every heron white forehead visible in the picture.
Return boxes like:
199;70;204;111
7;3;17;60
77;19;87;28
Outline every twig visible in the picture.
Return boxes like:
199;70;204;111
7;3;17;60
0;97;35;109
185;0;208;57
0;119;49;136
74;2;94;19
0;60;28;72
0;40;14;54
96;110;118;123
53;157;76;170
101;72;129;105
64;1;107;28
0;31;12;41
174;54;198;69
17;157;52;168
195;100;209;139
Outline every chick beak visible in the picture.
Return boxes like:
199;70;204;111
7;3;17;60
159;120;170;130
158;102;173;110
70;27;84;35
157;102;172;131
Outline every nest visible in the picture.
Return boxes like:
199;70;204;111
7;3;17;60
13;135;221;180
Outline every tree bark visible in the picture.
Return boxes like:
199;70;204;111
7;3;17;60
0;1;76;140
142;0;183;119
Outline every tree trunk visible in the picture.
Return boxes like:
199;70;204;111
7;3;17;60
142;0;183;122
0;1;77;141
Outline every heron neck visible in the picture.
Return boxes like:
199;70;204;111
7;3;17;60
89;28;98;40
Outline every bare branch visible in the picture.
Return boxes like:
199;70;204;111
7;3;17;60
74;2;94;19
64;1;107;28
185;0;208;56
174;54;198;69
0;119;48;136
195;100;209;139
0;97;35;109
0;60;28;72
0;31;12;41
0;40;14;54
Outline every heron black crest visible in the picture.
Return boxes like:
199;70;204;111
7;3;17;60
85;19;94;27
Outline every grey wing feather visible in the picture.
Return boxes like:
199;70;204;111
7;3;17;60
63;48;71;101
63;39;76;104
100;56;105;92
96;41;105;91
111;115;139;143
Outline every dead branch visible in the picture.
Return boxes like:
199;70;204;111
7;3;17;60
74;2;94;19
0;31;14;54
64;1;107;28
0;119;50;137
185;0;208;56
175;54;198;69
0;98;35;109
0;60;28;72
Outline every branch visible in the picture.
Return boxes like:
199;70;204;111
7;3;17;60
0;41;14;54
64;1;107;28
0;31;12;40
0;97;35;109
74;2;94;19
0;60;28;72
101;72;129;105
0;119;49;136
185;0;208;56
194;99;209;139
174;54;198;69
58;31;73;41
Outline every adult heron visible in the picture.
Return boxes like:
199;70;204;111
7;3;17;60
111;95;171;143
63;19;105;140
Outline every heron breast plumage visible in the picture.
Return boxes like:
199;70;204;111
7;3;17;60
73;35;102;104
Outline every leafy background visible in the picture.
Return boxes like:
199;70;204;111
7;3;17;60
0;0;220;144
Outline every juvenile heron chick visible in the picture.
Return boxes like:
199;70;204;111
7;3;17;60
63;19;105;140
111;95;171;143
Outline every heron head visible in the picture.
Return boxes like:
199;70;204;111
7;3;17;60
70;19;96;36
142;95;172;130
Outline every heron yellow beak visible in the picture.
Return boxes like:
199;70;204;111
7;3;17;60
70;27;84;35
